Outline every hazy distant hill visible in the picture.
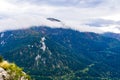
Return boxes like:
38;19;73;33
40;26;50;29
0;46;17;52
0;27;120;80
102;32;120;41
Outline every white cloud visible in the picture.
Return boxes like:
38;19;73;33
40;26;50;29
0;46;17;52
99;25;120;33
0;0;120;33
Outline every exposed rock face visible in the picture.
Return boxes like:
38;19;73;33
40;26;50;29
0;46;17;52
0;57;31;80
0;67;30;80
0;67;10;80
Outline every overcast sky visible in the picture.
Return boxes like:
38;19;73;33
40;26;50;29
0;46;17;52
0;0;120;33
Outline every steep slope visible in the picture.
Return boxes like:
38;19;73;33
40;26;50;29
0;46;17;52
0;27;120;80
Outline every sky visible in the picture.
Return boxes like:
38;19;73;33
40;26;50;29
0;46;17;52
0;0;120;33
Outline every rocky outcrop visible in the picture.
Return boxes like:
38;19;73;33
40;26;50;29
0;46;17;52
0;57;31;80
0;67;30;80
0;67;10;80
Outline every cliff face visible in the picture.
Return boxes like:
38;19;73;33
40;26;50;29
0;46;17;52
0;57;31;80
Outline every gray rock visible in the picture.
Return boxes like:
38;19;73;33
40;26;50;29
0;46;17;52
0;68;10;80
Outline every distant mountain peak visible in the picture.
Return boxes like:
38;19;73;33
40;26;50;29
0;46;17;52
102;32;120;40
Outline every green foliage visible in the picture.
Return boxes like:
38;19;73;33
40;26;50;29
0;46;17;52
7;63;31;80
0;59;31;80
0;55;3;62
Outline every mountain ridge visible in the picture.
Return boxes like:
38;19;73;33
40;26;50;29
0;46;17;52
102;32;120;41
0;26;120;80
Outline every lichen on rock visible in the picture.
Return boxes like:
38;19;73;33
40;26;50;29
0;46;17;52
0;56;31;80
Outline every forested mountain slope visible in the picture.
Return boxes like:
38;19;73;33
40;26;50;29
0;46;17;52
0;27;120;80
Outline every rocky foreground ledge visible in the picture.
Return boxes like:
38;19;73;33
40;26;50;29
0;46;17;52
0;57;31;80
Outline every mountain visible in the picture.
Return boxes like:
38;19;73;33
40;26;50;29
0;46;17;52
0;26;120;80
102;32;120;41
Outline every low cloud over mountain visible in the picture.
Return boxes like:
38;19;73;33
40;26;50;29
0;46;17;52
0;0;120;33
